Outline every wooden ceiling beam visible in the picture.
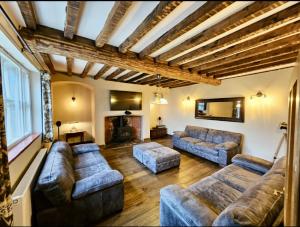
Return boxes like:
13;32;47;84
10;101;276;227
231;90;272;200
115;71;139;82
214;58;297;78
80;62;94;78
192;34;300;72
17;1;37;30
95;1;132;47
148;77;172;86
169;82;195;88
182;21;300;69
94;65;111;80
209;52;299;75
64;1;82;39
39;53;56;75
105;68;126;80
66;57;73;76
20;26;220;85
139;1;233;58
160;80;184;87
137;75;157;84
171;3;300;66
119;1;182;53
201;44;300;73
126;73;148;83
157;1;287;61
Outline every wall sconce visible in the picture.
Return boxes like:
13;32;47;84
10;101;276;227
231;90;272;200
72;96;76;102
186;96;190;101
250;90;266;99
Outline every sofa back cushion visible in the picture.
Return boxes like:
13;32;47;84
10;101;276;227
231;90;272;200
36;142;75;206
184;125;208;141
206;129;242;145
213;161;285;226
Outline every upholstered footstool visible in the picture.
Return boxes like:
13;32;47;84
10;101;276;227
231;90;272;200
133;142;180;173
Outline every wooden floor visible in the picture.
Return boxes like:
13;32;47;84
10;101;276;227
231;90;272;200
96;137;221;226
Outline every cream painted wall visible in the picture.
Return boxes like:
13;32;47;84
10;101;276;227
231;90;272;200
52;82;93;141
52;74;168;145
159;68;293;161
9;71;42;189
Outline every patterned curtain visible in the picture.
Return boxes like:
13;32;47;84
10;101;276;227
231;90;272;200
0;62;13;226
41;73;53;142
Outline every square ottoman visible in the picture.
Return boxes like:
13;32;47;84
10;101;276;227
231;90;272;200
133;142;180;173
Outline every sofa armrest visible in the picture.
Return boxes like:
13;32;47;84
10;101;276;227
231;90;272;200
173;131;188;138
160;185;217;226
72;170;123;199
72;143;100;155
232;154;273;174
217;142;240;166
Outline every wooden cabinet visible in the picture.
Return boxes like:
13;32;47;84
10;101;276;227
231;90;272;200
150;127;167;139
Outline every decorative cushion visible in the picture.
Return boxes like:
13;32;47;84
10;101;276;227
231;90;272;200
181;137;201;144
72;143;100;155
213;171;285;226
185;125;208;141
72;170;123;199
232;154;273;174
37;150;75;206
194;142;219;156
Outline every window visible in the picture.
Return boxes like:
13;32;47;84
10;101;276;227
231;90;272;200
1;53;32;147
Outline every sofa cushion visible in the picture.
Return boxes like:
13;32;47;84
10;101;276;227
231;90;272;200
72;170;123;199
72;143;100;155
213;171;285;226
74;163;112;181
211;164;261;192
36;150;75;206
74;151;109;170
206;129;225;144
181;137;201;144
232;154;273;174
222;131;242;145
51;141;74;165
185;125;208;140
188;176;242;214
194;142;218;156
265;156;286;177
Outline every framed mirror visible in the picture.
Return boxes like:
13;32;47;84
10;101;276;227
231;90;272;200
195;97;245;122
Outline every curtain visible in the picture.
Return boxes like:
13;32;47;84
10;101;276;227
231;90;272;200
41;73;53;142
0;61;13;226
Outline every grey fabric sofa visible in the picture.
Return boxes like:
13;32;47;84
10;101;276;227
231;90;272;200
173;125;242;166
160;154;285;226
33;141;124;226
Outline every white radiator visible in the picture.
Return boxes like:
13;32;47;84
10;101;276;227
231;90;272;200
12;148;47;226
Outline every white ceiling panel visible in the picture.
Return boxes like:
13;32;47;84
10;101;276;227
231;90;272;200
124;72;144;81
113;69;131;79
50;54;66;72
76;1;115;40
33;1;67;31
0;1;26;28
88;63;105;76
108;1;159;46
130;1;206;53
73;58;88;74
102;66;118;78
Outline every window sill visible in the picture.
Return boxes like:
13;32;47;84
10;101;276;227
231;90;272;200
8;133;41;164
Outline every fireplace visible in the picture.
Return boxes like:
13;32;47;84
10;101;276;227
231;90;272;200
105;115;142;145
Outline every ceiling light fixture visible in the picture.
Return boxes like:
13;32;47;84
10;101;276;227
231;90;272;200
152;74;168;105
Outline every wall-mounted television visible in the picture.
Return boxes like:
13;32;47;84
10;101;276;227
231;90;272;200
110;90;142;111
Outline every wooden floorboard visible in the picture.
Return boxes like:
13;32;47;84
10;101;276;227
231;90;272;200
96;137;220;226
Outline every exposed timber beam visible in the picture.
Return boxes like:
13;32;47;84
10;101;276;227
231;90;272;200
192;34;300;72
95;1;132;47
182;21;300;69
214;58;297;78
157;1;287;61
169;82;195;88
105;68;126;80
116;71;138;82
39;53;56;74
64;1;82;39
126;73;148;83
66;57;73;76
94;65;111;80
81;62;94;78
20;26;220;85
139;1;233;58
119;1;182;53
171;3;300;66
17;1;37;29
137;75;157;84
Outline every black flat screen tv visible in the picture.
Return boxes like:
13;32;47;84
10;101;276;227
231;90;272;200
110;90;142;111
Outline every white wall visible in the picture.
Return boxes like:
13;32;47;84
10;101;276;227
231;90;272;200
9;71;42;189
159;68;293;161
52;74;168;145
